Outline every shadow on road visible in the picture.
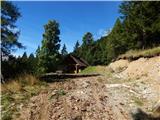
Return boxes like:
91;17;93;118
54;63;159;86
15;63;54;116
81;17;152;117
132;108;160;120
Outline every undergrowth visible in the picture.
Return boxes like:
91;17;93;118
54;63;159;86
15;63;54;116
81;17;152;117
1;74;48;120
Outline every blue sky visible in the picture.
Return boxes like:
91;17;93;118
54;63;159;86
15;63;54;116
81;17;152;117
12;1;121;56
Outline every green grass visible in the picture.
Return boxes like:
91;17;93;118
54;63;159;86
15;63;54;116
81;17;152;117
80;66;108;75
80;66;112;78
80;66;98;74
1;75;48;120
132;96;144;106
118;46;160;60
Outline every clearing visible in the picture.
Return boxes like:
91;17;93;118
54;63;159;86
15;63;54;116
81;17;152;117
16;56;160;120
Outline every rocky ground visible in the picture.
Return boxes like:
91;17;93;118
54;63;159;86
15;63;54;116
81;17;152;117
17;56;160;120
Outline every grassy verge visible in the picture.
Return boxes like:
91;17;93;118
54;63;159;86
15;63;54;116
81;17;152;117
80;66;98;74
1;74;48;120
118;47;160;60
80;66;108;75
80;66;112;77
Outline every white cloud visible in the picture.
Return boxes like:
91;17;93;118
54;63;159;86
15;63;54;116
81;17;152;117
95;28;112;39
95;29;107;39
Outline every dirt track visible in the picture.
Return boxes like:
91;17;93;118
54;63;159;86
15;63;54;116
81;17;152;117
18;77;131;120
17;56;160;120
17;76;159;120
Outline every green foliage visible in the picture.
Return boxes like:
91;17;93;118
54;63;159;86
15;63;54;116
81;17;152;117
61;44;68;56
74;40;80;51
73;1;160;65
36;46;40;57
106;18;128;63
36;20;61;73
119;1;160;49
28;53;37;74
2;1;160;79
74;32;96;65
1;52;37;79
22;52;27;60
73;40;80;56
1;1;23;56
82;32;94;46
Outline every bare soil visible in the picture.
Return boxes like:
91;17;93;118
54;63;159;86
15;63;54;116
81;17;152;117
17;56;160;120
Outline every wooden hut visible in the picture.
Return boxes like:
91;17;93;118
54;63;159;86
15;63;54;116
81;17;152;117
63;54;89;73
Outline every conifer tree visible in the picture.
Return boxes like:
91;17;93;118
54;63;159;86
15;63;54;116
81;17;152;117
119;1;160;49
74;40;80;52
82;32;94;46
106;18;126;62
61;44;68;56
1;1;22;56
37;20;61;73
22;52;27;60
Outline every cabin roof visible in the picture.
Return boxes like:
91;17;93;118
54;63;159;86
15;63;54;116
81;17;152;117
66;54;89;67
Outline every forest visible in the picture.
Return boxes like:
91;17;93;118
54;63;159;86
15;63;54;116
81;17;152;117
1;1;160;120
1;1;160;80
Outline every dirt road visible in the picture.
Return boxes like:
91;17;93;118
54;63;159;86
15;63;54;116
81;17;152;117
17;75;159;120
17;57;160;120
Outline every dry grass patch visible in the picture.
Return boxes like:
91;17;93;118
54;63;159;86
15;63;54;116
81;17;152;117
118;47;160;60
2;81;22;93
1;74;48;120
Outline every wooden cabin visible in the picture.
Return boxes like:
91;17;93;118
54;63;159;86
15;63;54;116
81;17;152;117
63;54;89;73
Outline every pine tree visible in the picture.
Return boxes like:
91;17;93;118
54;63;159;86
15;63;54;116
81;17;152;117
22;52;27;60
72;40;80;56
82;32;94;46
28;53;36;73
1;1;23;56
61;44;68;56
36;46;40;58
37;20;61;73
106;18;127;62
74;40;80;52
119;1;160;49
79;32;95;64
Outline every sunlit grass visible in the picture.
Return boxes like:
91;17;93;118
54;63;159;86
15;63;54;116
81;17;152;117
80;66;112;78
118;47;160;60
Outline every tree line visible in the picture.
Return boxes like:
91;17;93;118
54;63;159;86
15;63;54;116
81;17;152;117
1;1;160;80
73;1;160;65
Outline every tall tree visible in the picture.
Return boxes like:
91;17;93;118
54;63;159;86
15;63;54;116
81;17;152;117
74;40;80;52
35;46;40;58
61;44;68;56
82;32;94;46
28;53;36;73
1;1;23;56
72;40;80;56
119;1;160;49
29;53;34;59
22;52;27;60
78;32;95;65
106;18;127;62
37;20;61;73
